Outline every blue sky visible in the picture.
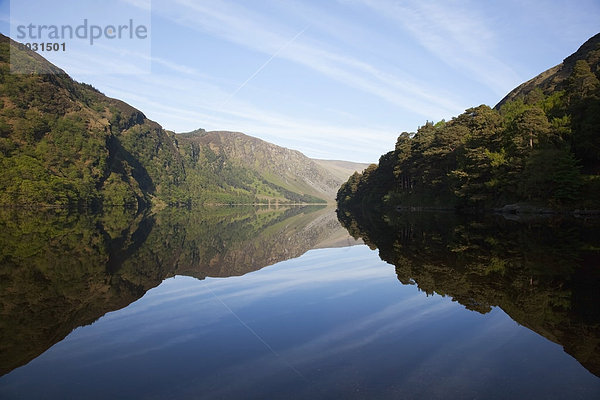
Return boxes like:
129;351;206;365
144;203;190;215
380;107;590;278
1;0;599;162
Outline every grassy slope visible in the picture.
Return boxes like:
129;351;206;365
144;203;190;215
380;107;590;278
178;130;340;202
312;159;371;182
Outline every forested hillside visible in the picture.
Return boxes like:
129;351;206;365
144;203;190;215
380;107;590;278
0;35;346;208
338;33;600;211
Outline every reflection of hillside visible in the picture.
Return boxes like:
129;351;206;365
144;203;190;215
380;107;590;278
175;206;362;278
0;208;156;376
337;209;600;378
0;205;357;376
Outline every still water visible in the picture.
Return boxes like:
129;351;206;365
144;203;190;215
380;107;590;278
0;206;599;399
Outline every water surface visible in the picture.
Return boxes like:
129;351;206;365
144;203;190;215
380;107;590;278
0;207;599;399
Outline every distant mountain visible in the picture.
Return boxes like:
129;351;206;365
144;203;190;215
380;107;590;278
178;129;352;202
312;159;370;182
0;35;360;207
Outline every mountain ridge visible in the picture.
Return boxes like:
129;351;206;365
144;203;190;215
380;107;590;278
312;159;370;182
495;32;600;108
177;129;348;202
0;34;362;207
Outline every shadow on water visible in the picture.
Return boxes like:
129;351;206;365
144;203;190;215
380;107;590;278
336;207;600;378
0;204;359;376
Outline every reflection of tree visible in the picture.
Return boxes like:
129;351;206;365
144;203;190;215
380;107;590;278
0;204;350;376
337;208;600;377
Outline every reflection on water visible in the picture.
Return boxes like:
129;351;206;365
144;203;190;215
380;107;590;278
338;209;600;378
0;206;599;399
0;205;358;376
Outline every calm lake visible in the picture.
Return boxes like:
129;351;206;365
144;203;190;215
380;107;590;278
1;205;599;399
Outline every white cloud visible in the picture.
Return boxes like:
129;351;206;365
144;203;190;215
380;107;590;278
98;71;396;162
117;0;152;11
151;0;464;118
354;0;522;95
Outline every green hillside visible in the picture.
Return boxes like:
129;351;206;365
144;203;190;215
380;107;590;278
177;129;339;204
0;35;337;208
337;33;600;212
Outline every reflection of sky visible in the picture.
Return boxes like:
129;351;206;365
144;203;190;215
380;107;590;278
1;246;599;399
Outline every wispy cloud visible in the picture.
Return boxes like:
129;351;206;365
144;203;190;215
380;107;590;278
99;72;396;162
59;0;496;160
43;46;150;76
218;23;310;110
354;0;522;94
151;0;464;119
117;0;152;11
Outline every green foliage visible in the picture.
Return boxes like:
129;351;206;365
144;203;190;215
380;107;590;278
179;142;326;205
338;62;600;211
520;148;583;205
568;60;600;98
101;172;139;206
0;37;326;208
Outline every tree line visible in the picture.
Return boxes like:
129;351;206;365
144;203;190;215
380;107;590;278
338;59;600;211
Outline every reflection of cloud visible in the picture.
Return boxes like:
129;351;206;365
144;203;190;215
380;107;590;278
393;310;527;397
39;247;390;368
11;243;585;399
281;296;454;365
203;247;387;303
